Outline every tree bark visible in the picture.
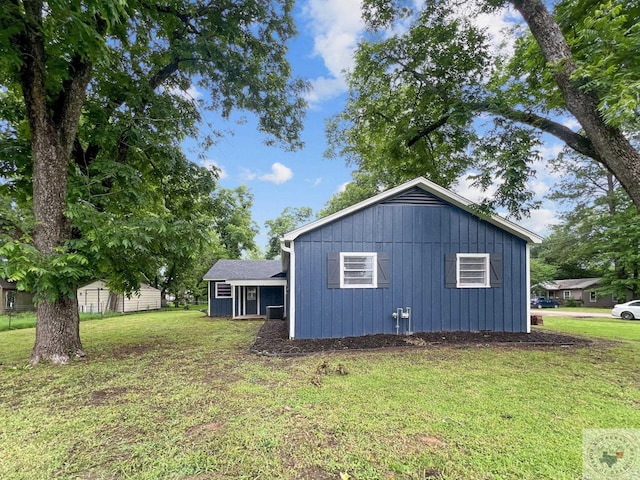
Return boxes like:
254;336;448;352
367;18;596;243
14;0;91;364
511;0;640;212
30;291;85;365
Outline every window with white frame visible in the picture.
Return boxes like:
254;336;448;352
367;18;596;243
564;291;571;299
456;253;490;288
590;291;597;302
215;282;232;298
340;252;377;288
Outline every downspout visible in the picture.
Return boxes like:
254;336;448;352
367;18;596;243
526;243;532;333
280;238;295;339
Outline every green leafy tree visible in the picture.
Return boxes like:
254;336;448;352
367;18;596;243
529;258;558;291
317;171;381;217
329;0;640;216
264;206;312;259
0;0;306;364
541;151;640;299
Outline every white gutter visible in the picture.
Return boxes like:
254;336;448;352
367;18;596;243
280;238;295;339
526;243;531;333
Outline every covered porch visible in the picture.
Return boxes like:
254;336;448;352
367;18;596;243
226;279;287;319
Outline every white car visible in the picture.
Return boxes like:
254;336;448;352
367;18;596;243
611;300;640;320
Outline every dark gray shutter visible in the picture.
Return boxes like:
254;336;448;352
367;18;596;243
327;252;340;288
490;253;503;287
445;254;457;288
377;252;390;288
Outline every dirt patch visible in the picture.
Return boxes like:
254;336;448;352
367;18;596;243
415;434;447;448
90;386;129;406
107;341;164;359
186;421;224;437
250;320;593;356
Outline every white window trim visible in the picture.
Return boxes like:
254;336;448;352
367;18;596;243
340;252;377;289
564;290;571;299
589;291;597;302
215;282;232;299
456;253;491;288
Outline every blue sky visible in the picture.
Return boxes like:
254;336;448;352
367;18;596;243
184;0;572;251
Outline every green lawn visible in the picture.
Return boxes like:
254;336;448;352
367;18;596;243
1;312;639;479
0;311;126;332
539;315;640;341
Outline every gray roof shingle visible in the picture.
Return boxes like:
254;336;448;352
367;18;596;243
203;260;284;281
540;278;601;290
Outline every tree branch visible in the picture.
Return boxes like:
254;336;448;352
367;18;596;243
406;100;600;162
480;102;600;161
407;114;450;147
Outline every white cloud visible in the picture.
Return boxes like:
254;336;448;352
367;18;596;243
560;116;581;130
303;0;365;103
469;6;520;57
337;181;350;193
517;208;560;235
202;159;228;179
305;77;348;104
307;177;323;187
452;174;500;204
259;162;293;184
166;84;202;102
240;168;257;182
536;143;564;161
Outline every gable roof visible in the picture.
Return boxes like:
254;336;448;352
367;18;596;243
540;278;602;290
203;260;284;281
282;177;543;244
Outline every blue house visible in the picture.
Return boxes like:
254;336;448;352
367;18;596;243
205;177;542;339
204;260;286;318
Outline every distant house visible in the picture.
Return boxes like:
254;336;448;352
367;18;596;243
203;260;286;318
205;177;543;339
77;280;162;313
536;278;615;308
0;279;35;313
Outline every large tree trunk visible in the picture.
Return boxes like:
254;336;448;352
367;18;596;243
31;293;84;365
512;0;640;212
29;119;85;365
15;0;93;365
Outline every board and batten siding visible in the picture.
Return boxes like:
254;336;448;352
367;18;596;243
293;199;527;339
209;281;233;316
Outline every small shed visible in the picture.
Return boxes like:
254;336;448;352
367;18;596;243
77;280;162;313
204;260;286;318
0;279;35;313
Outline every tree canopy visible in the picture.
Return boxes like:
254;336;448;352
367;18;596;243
264;206;312;259
534;151;640;300
0;0;306;364
327;0;640;216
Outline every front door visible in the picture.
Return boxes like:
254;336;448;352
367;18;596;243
245;287;258;315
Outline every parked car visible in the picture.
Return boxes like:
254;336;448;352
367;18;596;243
611;300;640;320
530;297;559;309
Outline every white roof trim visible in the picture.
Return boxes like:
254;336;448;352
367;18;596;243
283;177;543;244
226;279;287;287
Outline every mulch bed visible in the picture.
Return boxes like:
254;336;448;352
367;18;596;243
249;319;593;357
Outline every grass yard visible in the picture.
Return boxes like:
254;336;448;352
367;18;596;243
1;312;639;480
0;311;124;332
540;315;640;341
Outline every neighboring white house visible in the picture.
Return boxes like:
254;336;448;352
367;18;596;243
77;280;162;313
